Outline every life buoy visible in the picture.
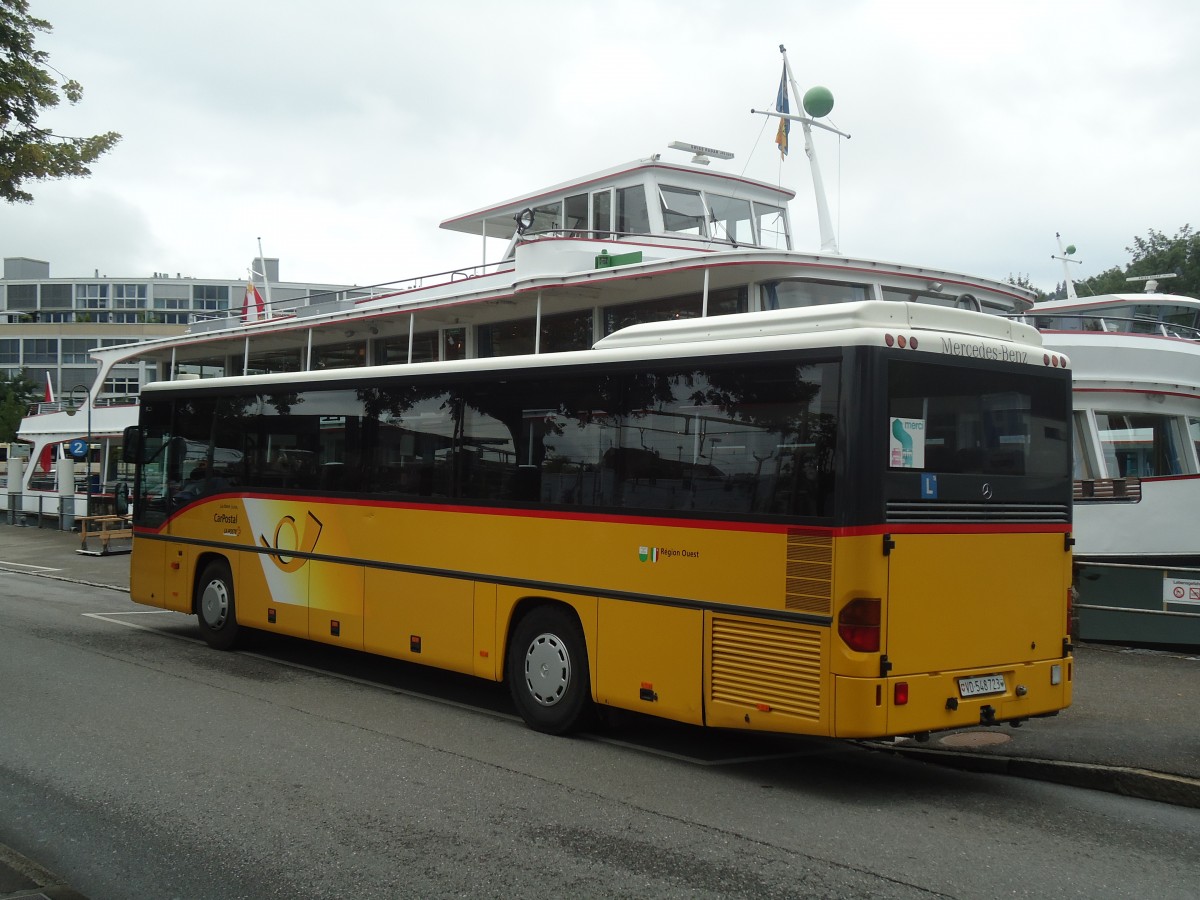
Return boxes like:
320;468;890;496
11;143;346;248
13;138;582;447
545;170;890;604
515;207;535;234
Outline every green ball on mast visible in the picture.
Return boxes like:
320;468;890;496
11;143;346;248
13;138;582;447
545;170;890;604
802;86;835;118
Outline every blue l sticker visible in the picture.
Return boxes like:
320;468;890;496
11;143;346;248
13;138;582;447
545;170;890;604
921;473;938;499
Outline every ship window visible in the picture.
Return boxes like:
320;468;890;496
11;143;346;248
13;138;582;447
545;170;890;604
754;202;790;250
528;201;561;235
616;186;650;235
659;186;707;237
1095;411;1191;477
764;279;872;310
564;193;589;237
706;194;754;245
592;190;612;239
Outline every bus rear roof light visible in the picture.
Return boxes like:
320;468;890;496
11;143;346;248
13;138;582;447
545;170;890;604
897;335;907;349
884;333;895;347
838;597;881;653
909;336;918;349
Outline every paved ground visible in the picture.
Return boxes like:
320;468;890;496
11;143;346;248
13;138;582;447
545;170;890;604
1;520;1198;898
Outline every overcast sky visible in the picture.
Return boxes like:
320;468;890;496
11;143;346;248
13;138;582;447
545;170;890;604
4;0;1198;294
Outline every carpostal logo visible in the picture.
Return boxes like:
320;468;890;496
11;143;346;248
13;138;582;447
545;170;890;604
259;510;324;573
638;546;659;563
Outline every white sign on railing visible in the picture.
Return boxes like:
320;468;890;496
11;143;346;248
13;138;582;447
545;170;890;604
1163;577;1200;607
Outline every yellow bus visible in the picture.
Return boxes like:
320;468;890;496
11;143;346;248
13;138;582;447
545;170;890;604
125;301;1074;737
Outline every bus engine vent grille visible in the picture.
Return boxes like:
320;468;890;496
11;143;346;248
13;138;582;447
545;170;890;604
785;531;833;614
886;501;1070;524
711;616;823;721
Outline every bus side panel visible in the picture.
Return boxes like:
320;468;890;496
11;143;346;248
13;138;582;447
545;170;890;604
239;499;312;638
130;534;168;610
309;561;364;649
887;532;1069;675
703;614;831;735
594;599;703;725
473;582;498;680
363;570;475;675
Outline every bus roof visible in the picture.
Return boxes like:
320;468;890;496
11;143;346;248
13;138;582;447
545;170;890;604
138;302;1057;399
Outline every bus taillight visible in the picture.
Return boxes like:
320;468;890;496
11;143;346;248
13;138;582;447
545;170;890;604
838;597;881;653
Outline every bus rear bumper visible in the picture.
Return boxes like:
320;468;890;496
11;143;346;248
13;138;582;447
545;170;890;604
832;657;1074;739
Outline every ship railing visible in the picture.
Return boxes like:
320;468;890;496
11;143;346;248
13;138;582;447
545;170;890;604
1016;312;1200;340
26;396;142;417
515;228;763;251
1074;477;1142;503
187;262;518;332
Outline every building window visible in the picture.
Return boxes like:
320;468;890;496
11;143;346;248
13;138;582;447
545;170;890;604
40;283;72;308
114;284;147;308
75;283;109;308
22;338;58;364
5;284;36;310
61;339;94;364
0;339;18;365
193;285;230;309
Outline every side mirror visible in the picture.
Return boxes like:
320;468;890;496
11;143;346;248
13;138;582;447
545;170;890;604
122;426;142;464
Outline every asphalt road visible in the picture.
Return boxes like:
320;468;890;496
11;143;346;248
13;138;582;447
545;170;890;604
2;571;1198;899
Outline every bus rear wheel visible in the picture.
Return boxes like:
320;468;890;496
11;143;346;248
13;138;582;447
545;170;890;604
507;605;591;735
195;559;240;651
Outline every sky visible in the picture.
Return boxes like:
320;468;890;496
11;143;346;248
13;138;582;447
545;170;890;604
4;0;1199;294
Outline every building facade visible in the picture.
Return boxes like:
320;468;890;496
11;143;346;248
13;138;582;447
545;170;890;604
0;256;350;397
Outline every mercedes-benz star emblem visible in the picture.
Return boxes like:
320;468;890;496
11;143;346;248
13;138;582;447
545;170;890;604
981;483;993;499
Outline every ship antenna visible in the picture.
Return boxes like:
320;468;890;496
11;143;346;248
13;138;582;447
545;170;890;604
1051;233;1081;300
751;45;849;253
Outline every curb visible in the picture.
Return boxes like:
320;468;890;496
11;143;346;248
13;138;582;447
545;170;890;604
0;842;89;900
863;742;1200;809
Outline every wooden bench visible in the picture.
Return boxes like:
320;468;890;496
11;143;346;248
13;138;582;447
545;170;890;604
77;514;134;556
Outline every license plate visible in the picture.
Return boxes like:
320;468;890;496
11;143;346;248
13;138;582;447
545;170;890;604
958;674;1006;697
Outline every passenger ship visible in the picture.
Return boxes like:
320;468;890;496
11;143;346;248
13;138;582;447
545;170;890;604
12;144;1039;521
1025;276;1200;645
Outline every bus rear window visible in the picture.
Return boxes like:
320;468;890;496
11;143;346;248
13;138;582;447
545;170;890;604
887;359;1069;477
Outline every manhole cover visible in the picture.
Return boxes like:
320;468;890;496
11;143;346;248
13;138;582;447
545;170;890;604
937;731;1012;748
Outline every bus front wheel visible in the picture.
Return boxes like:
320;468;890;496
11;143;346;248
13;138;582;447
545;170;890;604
195;560;240;651
507;606;591;735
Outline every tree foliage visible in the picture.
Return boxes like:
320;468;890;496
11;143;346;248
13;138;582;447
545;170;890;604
1072;226;1200;299
0;368;39;442
0;0;121;203
1006;273;1049;302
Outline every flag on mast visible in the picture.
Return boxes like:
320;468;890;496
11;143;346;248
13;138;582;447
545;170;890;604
774;65;790;159
242;280;265;322
37;372;55;474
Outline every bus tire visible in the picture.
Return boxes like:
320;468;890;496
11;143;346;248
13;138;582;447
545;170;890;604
195;559;240;651
507;605;591;735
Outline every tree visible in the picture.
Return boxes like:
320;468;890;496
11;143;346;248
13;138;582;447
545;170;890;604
0;0;121;203
0;368;40;442
1073;226;1200;298
1006;273;1049;302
